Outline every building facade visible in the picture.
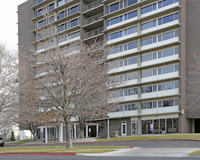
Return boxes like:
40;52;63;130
18;0;200;138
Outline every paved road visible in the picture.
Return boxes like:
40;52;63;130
0;156;199;160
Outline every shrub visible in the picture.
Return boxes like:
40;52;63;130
10;131;15;141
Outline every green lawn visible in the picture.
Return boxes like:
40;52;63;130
189;150;200;156
0;146;130;154
5;140;41;146
97;134;200;142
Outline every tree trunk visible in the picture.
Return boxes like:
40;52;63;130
80;126;84;139
65;117;73;149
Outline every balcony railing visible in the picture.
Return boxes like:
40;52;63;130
84;27;103;39
83;13;103;26
83;0;102;12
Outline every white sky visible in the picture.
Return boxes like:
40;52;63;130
0;0;27;50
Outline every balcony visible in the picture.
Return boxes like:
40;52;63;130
108;110;138;118
141;2;180;19
107;32;138;45
58;36;80;47
141;71;179;84
108;94;138;104
141;37;180;52
84;27;103;40
141;54;179;68
108;63;138;75
107;48;138;60
141;106;179;116
141;89;179;100
141;20;180;36
83;13;103;26
83;0;102;12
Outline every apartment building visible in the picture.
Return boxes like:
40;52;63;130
18;0;200;139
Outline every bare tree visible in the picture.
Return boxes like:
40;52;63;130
0;44;18;129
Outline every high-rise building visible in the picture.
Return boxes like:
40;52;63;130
18;0;200;139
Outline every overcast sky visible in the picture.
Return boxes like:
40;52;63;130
0;0;27;50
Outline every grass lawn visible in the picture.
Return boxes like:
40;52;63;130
97;134;200;142
5;140;41;146
0;146;130;154
189;150;200;156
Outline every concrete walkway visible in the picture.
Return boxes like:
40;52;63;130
82;147;199;157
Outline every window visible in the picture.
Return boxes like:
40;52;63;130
124;41;137;51
141;36;156;46
124;0;137;7
141;52;156;62
158;47;179;58
107;16;123;26
141;68;156;78
49;16;55;24
141;20;156;30
48;3;55;11
158;81;179;91
36;9;43;17
107;2;121;13
107;31;123;41
158;13;179;25
69;19;79;28
158;0;179;9
158;30;178;42
58;0;65;7
124;10;137;20
108;41;137;55
124;26;137;35
36;0;44;4
158;64;179;75
58;11;65;20
37;20;46;28
141;3;157;14
70;5;79;15
142;85;157;93
142;101;157;109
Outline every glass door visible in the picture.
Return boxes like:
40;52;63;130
121;122;127;136
131;122;137;135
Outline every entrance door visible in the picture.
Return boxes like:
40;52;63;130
131;122;137;135
195;119;200;133
121;122;127;136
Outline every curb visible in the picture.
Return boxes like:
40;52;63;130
0;153;76;156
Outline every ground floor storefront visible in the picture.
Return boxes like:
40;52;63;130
36;113;199;142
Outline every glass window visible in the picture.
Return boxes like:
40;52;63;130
141;53;153;62
37;0;44;4
142;69;154;78
70;5;79;15
141;37;153;46
107;16;123;26
107;31;123;41
124;26;137;36
48;3;55;11
124;41;137;51
108;2;120;13
141;3;157;14
124;10;137;20
141;20;156;30
58;0;65;7
69;19;79;28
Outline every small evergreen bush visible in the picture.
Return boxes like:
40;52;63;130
10;131;15;141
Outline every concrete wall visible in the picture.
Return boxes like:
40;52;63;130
185;0;200;120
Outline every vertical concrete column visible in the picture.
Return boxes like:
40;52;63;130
96;125;99;138
86;125;88;138
74;124;77;139
137;117;142;135
59;123;63;143
107;118;110;139
45;125;48;144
